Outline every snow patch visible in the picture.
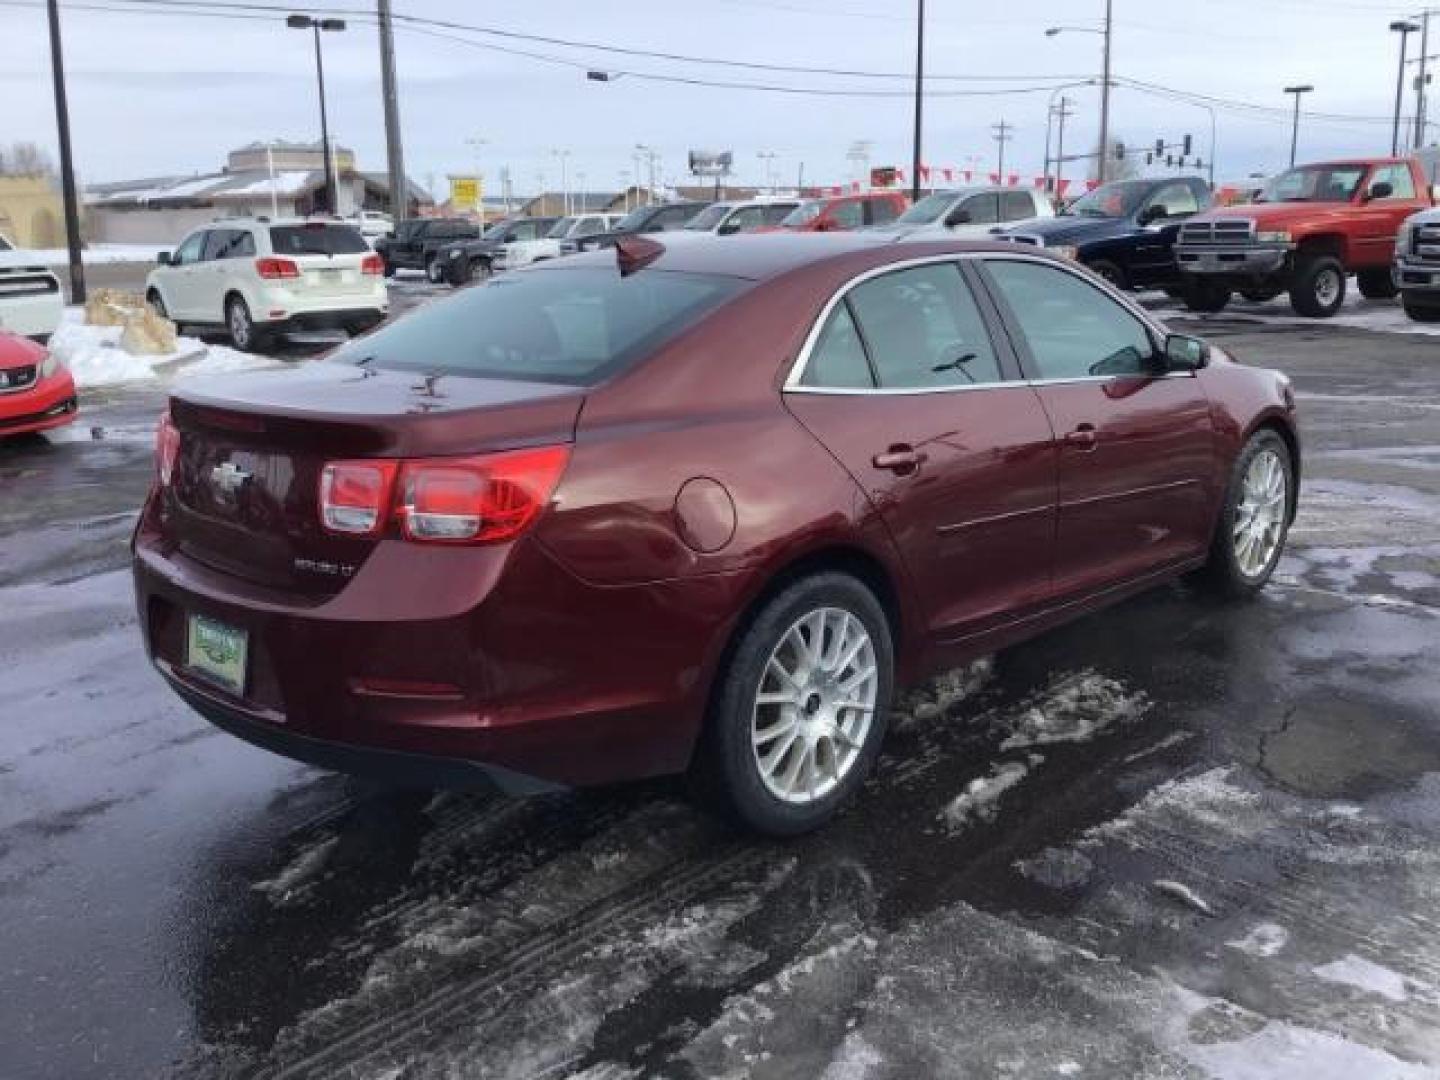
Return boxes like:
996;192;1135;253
1084;767;1264;845
940;754;1042;831
1151;879;1216;917
251;834;338;906
1312;954;1412;1003
1000;671;1150;750
1226;922;1290;958
49;308;271;388
893;657;994;729
819;1030;884;1079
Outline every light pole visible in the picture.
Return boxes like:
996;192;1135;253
757;150;779;194
551;149;571;215
1393;21;1422;156
911;0;925;203
1046;4;1112;183
1042;79;1096;193
287;14;345;215
465;136;486;226
1283;84;1314;167
45;0;84;303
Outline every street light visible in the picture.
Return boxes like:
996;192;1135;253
287;14;346;216
1046;1;1113;184
1393;21;1422;156
551;148;572;215
1283;84;1314;167
757;149;779;195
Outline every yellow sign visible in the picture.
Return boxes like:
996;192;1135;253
450;175;482;210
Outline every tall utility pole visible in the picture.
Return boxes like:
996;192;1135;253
992;119;1014;181
45;0;85;303
377;0;407;222
1098;0;1114;184
1054;99;1074;195
911;0;925;202
1284;84;1314;166
1418;12;1433;148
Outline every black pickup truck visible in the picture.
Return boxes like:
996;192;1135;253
436;217;560;285
374;217;480;280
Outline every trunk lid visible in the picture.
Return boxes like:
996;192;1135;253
165;361;584;596
268;222;375;300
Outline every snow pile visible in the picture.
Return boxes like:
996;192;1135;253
29;243;161;265
1000;670;1151;750
48;308;269;388
1312;955;1415;1003
940;755;1042;831
1226;922;1290;958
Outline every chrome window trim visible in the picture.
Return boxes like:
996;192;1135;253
783;250;1178;395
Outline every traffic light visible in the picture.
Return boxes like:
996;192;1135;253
1115;141;1126;160
1182;134;1193;156
1146;152;1154;165
1165;155;1174;168
1155;138;1165;155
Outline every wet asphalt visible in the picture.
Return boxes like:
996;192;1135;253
1;287;1439;1079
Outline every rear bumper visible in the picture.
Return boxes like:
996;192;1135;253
0;373;77;436
132;512;743;788
1176;246;1289;276
259;307;387;334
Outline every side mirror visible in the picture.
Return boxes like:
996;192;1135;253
1164;333;1210;371
156;251;173;266
1138;204;1166;226
1367;181;1394;201
717;219;742;236
945;208;972;227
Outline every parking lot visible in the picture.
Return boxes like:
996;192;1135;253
2;275;1438;1078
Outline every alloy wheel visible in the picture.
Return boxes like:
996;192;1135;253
1314;268;1342;309
751;607;878;805
1233;448;1287;577
228;301;251;350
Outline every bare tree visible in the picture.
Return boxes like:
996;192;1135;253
0;142;57;178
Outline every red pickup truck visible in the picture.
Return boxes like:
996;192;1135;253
1174;157;1434;317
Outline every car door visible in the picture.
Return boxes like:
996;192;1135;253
977;255;1216;600
164;230;209;320
1130;181;1202;285
1354;164;1430;267
195;229;241;322
946;193;1001;237
783;259;1058;648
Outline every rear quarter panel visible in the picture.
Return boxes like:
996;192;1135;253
1196;350;1300;513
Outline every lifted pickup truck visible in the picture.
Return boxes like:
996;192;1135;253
1174;157;1433;317
1391;206;1440;321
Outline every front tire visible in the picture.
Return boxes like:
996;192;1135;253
1357;268;1399;300
698;573;894;836
1402;294;1440;322
446;256;474;286
1088;260;1128;290
425;255;445;284
1183;278;1232;314
1194;430;1293;599
1289;254;1346;317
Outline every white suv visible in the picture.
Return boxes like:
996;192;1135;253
0;234;64;343
495;214;625;270
145;218;388;352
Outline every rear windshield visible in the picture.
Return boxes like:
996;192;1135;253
332;266;746;386
270;224;369;256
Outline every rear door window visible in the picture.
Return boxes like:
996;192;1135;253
270;224;369;256
1001;191;1037;221
867;198;900;225
957;195;1000;225
333;267;745;385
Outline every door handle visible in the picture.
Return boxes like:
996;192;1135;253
1064;424;1098;451
872;445;923;474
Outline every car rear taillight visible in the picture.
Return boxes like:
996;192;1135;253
319;460;399;535
255;256;300;279
317;446;570;544
155;409;180;486
361;253;384;275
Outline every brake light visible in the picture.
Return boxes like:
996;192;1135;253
319;460;398;535
155;409;180;486
317;446;570;544
255;256;300;279
361;253;384;275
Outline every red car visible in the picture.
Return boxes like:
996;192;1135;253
773;192;910;232
133;234;1299;835
0;331;78;438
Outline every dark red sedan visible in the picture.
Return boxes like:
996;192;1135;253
133;234;1298;834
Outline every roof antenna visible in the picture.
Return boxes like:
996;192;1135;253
615;234;664;276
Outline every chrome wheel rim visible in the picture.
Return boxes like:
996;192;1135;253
229;303;250;348
1314;269;1342;308
751;607;877;805
1233;449;1287;577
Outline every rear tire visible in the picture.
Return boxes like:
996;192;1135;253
1357;268;1399;300
425;255;444;284
225;295;267;353
696;572;894;836
1402;294;1440;322
1192;429;1293;600
446;256;473;286
1182;278;1232;314
1289;254;1346;317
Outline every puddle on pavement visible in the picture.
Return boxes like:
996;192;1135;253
1259;695;1440;800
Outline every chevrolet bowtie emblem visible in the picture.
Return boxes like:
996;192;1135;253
211;461;252;495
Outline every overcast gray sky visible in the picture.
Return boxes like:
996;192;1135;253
0;0;1429;197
